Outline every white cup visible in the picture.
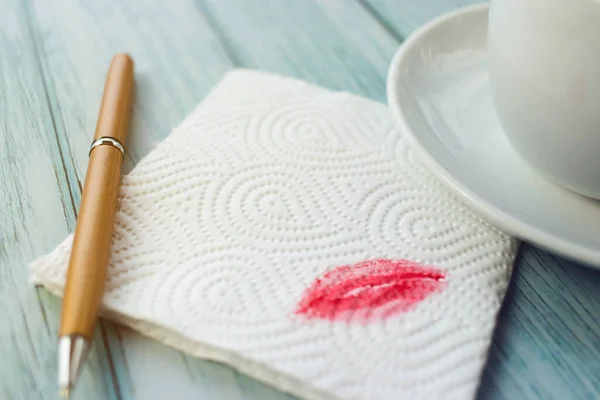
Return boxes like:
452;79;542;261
488;0;600;199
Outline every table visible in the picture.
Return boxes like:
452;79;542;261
2;0;599;399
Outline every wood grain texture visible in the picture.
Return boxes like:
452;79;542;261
3;0;600;399
362;0;484;39
479;246;600;400
198;0;397;102
0;0;126;398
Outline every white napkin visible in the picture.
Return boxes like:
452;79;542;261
30;69;518;400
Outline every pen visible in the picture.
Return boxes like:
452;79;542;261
58;53;134;398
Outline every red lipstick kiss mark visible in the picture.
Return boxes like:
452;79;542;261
295;259;446;322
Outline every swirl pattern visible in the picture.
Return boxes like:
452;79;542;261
30;70;517;400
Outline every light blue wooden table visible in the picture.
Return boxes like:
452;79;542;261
2;0;599;399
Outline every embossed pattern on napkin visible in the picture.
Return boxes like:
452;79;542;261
30;69;517;400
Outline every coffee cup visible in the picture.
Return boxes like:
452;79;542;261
488;0;600;199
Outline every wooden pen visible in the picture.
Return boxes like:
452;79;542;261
58;53;134;398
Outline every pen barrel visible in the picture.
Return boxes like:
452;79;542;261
60;147;123;338
60;54;133;339
93;54;134;143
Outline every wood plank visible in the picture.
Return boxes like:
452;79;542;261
362;0;484;39
119;328;294;400
479;246;600;400
29;0;234;172
0;0;124;398
198;0;398;102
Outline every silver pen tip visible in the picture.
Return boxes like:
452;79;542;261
58;335;90;398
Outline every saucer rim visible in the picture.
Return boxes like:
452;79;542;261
386;3;600;267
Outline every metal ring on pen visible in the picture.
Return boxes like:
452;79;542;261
89;136;125;156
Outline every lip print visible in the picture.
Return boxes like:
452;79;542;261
295;259;446;322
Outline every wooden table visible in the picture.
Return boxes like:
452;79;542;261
2;0;599;399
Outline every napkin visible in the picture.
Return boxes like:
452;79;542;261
30;69;518;400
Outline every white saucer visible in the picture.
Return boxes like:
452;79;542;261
387;4;600;267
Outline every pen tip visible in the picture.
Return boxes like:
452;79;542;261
59;387;70;399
